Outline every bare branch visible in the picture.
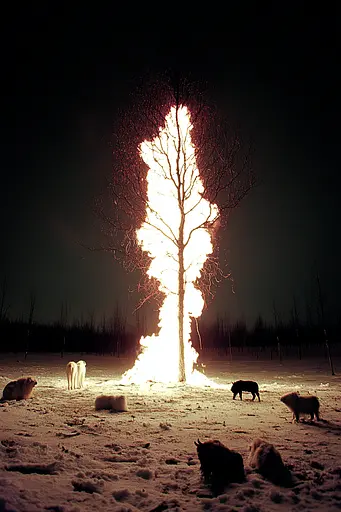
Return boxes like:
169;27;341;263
93;74;254;311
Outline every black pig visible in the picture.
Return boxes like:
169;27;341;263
231;380;260;401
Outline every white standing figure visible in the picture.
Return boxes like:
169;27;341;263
76;360;86;388
66;361;77;390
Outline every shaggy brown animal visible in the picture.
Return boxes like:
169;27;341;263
195;439;245;494
95;395;128;412
1;377;37;401
280;392;320;422
248;438;293;487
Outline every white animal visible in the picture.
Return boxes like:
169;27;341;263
76;360;86;389
95;395;128;412
66;361;77;390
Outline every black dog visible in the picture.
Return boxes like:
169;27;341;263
231;380;260;401
195;439;245;494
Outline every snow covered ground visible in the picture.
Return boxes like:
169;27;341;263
0;352;341;511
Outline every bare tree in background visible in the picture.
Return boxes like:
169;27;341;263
25;290;36;360
112;303;126;357
316;271;335;376
272;299;282;362
94;76;255;382
291;294;302;360
59;300;69;358
0;276;10;322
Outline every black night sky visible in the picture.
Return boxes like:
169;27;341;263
2;6;339;330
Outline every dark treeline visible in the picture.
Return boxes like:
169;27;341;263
0;312;340;359
197;315;341;360
0;316;135;357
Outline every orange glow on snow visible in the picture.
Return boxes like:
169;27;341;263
121;105;219;386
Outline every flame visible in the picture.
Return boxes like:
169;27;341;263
121;105;219;386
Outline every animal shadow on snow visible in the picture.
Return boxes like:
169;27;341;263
300;418;341;434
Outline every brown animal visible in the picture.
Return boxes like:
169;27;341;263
1;377;37;401
195;439;245;494
95;395;128;412
248;438;293;487
280;392;320;422
66;361;77;390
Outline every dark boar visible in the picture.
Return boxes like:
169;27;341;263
231;380;260;401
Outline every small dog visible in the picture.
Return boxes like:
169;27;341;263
1;377;37;401
280;391;320;422
195;439;245;494
66;361;77;390
248;438;293;487
95;395;128;412
231;380;260;401
76;360;86;389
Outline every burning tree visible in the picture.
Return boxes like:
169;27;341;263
96;78;254;384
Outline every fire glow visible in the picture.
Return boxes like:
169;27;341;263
121;105;220;387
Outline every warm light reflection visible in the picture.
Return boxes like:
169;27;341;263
121;105;219;386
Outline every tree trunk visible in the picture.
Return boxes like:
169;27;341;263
175;99;186;383
316;271;335;376
178;228;186;383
